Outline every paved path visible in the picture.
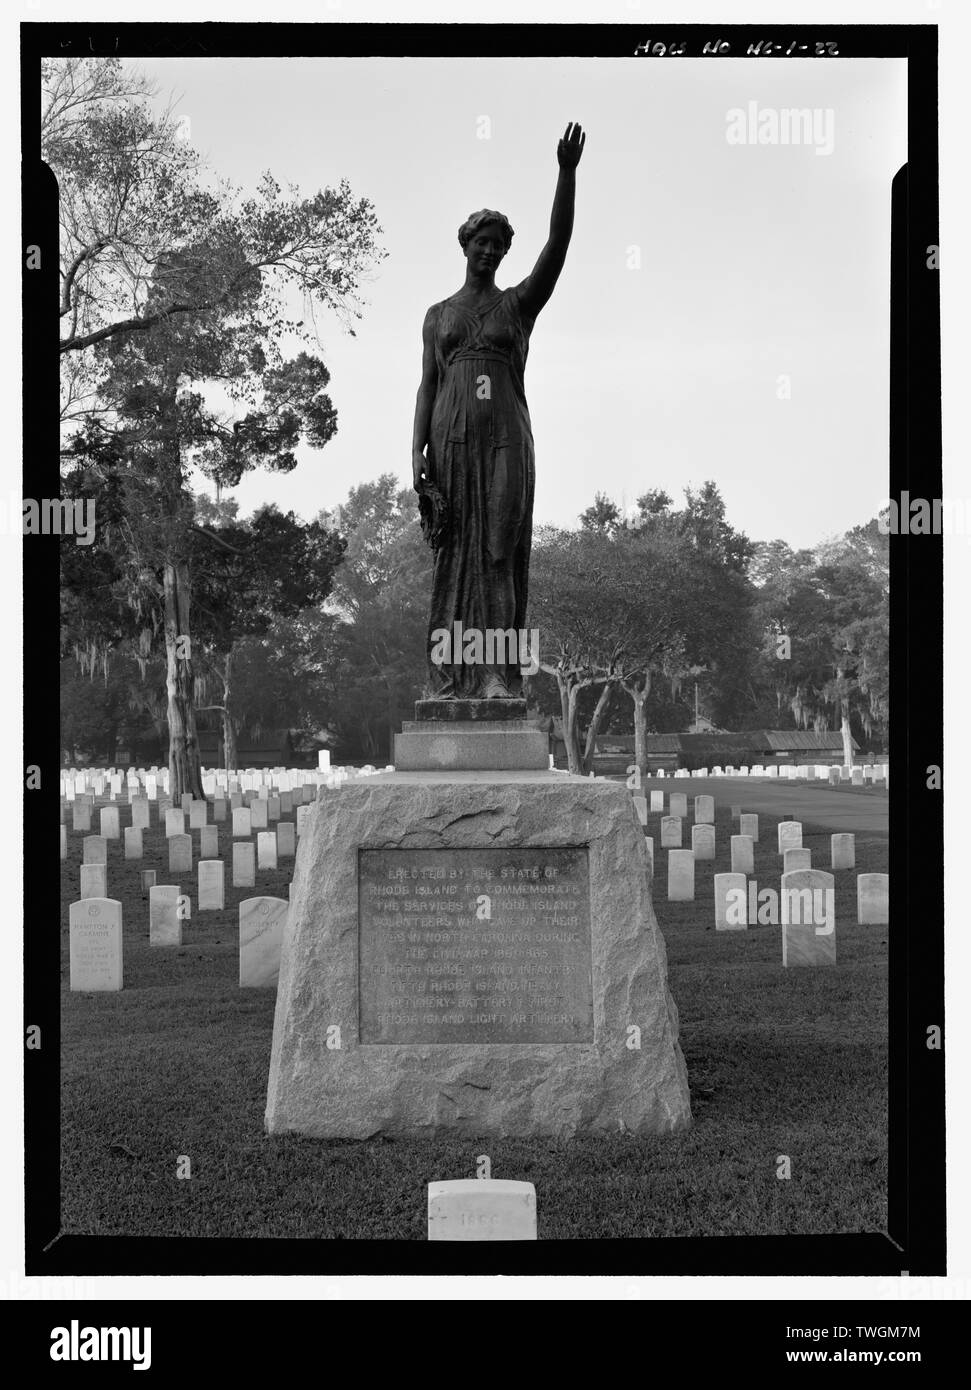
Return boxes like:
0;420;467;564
639;777;889;834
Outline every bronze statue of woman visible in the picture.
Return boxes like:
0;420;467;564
412;122;586;700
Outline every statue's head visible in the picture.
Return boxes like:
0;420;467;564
458;209;514;271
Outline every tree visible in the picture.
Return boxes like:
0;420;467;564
319;476;431;761
50;59;386;796
191;501;345;770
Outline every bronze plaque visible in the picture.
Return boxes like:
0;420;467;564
358;847;593;1044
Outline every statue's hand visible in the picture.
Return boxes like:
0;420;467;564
412;448;427;491
557;121;585;170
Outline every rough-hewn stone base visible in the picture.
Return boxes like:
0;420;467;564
265;772;691;1139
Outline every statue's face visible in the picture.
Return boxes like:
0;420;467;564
465;222;507;273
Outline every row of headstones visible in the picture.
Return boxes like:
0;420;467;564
61;807;313;865
669;828;866;895
636;764;888;785
68;894;286;991
73;828;295;897
59;756;394;805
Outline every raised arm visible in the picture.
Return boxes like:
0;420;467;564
412;304;439;490
517;122;585;320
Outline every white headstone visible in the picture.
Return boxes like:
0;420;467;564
71;803;92;832
649;790;664;813
781;869;836;966
850;767;864;786
233;841;256;888
693;794;715;824
857;872;889;925
777;820;803;854
189;800;208;830
714;872;747;931
198;860;225;911
730;834;754;875
691;824;715;861
232;808;252;838
130;798;150;831
99;806;120;839
783;848;812;874
251;799;269;830
60;824;67;860
239;895;287;987
669;793;688;819
296;805;310;837
165;809;186;838
268;795;281;822
257;831;278;870
213;797;227;822
69;898;123;990
123;827;143;860
739;812;759;843
80;863;107;899
149;885;182;946
277;822;296;858
168;833;192;874
82;835;107;865
199;825;219;859
660;816;682;849
667;849;695;901
427;1179;537;1241
831;833;856;870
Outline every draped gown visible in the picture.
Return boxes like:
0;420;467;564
424;285;536;698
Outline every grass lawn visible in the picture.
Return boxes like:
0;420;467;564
58;788;888;1241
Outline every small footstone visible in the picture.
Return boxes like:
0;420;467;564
739;813;758;842
427;1179;537;1241
783;848;812;873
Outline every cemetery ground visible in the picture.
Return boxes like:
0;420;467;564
59;783;888;1242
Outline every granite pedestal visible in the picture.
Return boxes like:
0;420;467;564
265;770;691;1139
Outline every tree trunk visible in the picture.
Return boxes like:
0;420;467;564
581;680;615;775
222;648;237;774
163;558;204;800
560;677;583;776
840;703;854;767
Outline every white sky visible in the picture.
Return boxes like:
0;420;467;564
132;54;907;548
